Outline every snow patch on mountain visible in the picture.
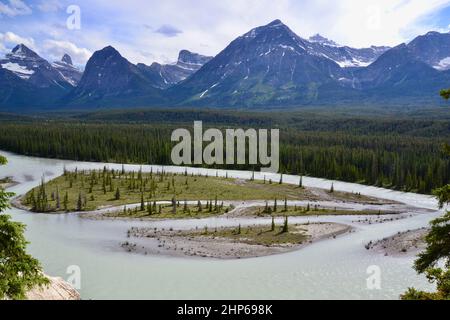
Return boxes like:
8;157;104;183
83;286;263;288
434;57;450;70
309;34;340;47
336;59;372;68
0;62;35;79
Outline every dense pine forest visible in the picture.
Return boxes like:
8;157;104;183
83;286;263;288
0;108;449;194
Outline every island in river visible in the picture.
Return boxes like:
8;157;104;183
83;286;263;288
16;168;412;260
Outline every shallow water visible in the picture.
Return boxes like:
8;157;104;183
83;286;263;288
0;150;443;300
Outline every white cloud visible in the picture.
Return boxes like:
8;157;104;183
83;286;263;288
42;39;92;65
37;0;63;13
1;0;449;66
0;31;35;57
326;0;450;47
0;0;32;17
84;0;450;65
0;31;35;51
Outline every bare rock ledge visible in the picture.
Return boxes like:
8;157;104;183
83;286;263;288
26;275;80;300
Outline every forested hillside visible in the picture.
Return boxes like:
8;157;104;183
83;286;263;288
0;109;448;194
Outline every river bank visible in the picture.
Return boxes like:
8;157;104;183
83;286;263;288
366;228;429;257
123;222;353;259
26;275;80;300
0;150;440;299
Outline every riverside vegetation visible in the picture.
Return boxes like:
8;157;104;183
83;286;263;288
21;166;382;216
22;167;315;213
401;90;450;300
0;154;48;300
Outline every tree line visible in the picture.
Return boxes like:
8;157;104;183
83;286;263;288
0;120;448;194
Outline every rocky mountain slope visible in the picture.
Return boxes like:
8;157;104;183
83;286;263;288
1;20;450;110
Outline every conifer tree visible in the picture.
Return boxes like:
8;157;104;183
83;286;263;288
172;196;176;214
56;187;60;209
0;155;49;299
63;192;68;212
77;193;83;211
282;216;289;233
140;193;145;211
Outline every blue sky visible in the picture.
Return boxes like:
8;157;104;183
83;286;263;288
1;0;450;68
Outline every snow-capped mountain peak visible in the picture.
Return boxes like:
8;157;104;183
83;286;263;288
242;19;294;39
177;50;211;69
0;45;75;88
309;34;339;47
407;31;450;71
61;54;73;65
52;54;83;86
9;44;40;60
136;50;212;89
236;20;389;68
1;44;43;80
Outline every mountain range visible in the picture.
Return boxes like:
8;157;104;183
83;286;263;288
1;19;450;111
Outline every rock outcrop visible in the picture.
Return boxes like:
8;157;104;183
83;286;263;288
26;276;80;300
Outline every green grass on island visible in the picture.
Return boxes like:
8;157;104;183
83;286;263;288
22;168;319;213
246;204;396;217
182;221;308;246
102;203;231;220
22;167;380;214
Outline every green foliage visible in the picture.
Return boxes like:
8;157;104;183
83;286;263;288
441;89;450;100
402;91;450;300
434;185;450;209
0;156;14;212
24;170;317;213
402;268;450;300
414;212;450;274
0;155;48;300
204;223;307;247
402;183;450;300
0;116;449;195
281;216;289;233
